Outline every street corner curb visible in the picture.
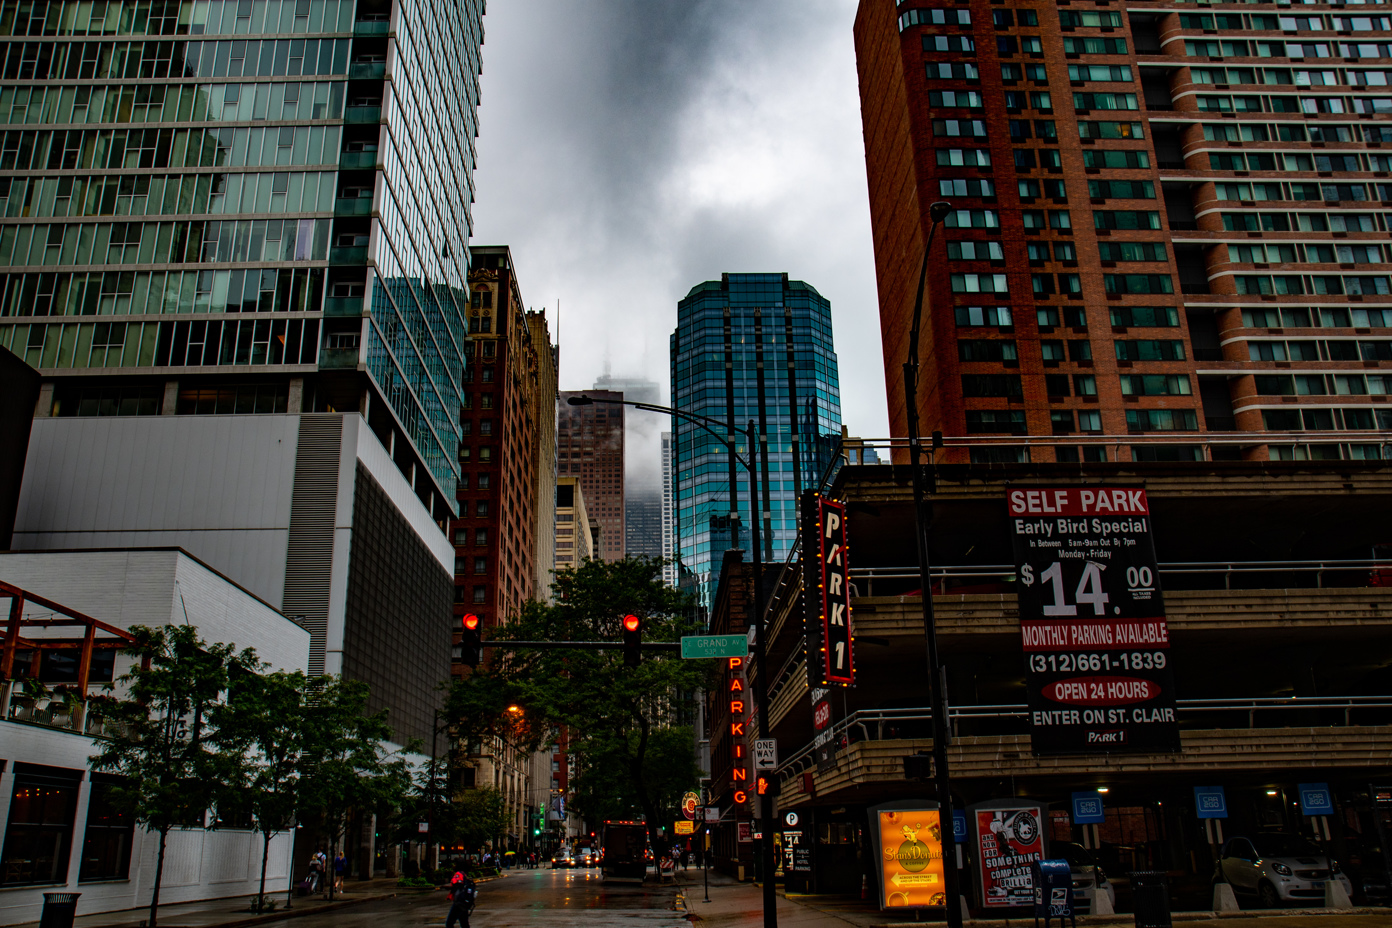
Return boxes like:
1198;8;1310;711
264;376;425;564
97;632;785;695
201;892;397;928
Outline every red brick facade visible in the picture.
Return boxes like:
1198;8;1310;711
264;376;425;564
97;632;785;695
857;0;1392;463
451;247;551;672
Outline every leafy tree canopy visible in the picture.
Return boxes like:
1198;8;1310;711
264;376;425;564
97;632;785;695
444;556;712;852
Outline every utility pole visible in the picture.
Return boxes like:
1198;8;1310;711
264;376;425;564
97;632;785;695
902;200;963;928
748;420;777;928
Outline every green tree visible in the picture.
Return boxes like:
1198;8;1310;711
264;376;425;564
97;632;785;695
90;625;259;928
214;669;312;911
296;676;415;900
444;556;710;856
449;787;508;853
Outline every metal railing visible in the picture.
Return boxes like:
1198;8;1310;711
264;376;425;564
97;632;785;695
848;559;1392;595
776;696;1392;777
839;431;1392;462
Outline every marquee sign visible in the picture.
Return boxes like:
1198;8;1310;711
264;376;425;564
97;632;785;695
803;493;854;686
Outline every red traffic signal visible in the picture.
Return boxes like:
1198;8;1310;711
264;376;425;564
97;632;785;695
622;614;642;667
460;613;482;668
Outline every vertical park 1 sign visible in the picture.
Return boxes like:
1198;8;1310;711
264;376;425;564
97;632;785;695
1008;487;1180;755
802;493;854;687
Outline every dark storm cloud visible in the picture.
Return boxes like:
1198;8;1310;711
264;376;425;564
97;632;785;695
471;0;885;479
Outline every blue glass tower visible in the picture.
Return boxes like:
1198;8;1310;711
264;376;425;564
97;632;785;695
670;273;842;610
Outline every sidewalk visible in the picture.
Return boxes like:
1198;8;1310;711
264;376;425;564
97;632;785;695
672;870;1392;928
13;878;405;928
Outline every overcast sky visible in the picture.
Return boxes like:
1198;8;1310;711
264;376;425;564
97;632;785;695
470;0;886;483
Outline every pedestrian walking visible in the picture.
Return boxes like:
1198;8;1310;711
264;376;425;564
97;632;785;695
333;852;346;893
306;852;324;894
445;872;476;928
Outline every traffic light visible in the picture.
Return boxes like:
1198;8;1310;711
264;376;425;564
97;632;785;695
756;774;779;798
622;614;642;667
461;613;482;667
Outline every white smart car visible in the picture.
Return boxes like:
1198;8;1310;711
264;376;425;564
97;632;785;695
1215;833;1353;908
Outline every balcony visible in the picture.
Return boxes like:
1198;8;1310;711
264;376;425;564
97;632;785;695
354;19;389;35
349;61;386;81
329;246;368;265
339;151;378;171
344;105;382;125
319;346;361;369
334;197;373;217
323;296;364;317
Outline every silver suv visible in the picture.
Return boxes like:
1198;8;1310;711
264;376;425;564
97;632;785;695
1215;833;1353;907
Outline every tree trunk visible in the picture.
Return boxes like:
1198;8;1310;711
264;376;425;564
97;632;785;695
257;832;272;910
149;826;169;928
630;714;664;867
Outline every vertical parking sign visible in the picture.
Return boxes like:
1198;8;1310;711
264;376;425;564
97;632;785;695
803;493;854;686
1008;487;1180;754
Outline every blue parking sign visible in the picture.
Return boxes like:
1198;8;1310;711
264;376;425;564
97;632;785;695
1299;783;1335;816
1071;792;1105;824
1193;786;1227;819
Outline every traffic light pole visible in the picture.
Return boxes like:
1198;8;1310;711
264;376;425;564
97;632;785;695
902;201;963;928
566;396;776;927
747;420;776;928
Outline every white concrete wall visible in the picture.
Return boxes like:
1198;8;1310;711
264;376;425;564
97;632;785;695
0;722;293;927
0;549;309;673
13;416;301;607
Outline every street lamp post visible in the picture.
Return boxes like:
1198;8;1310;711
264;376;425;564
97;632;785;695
902;200;963;927
566;396;778;928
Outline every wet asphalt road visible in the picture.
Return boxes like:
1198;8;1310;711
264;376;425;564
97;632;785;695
281;867;687;927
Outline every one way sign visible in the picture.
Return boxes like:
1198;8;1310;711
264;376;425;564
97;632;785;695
754;739;778;770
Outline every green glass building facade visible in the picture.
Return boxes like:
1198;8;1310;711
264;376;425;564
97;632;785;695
0;0;480;519
670;272;842;609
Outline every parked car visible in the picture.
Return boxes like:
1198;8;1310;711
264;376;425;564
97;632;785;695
551;849;577;869
1215;833;1353;907
1052;841;1116;914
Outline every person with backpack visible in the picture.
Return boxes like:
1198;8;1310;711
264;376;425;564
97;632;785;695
445;872;476;928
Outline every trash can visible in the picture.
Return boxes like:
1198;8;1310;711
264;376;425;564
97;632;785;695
1129;872;1171;928
39;892;80;928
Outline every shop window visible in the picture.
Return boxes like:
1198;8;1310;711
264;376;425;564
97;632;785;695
1;764;82;887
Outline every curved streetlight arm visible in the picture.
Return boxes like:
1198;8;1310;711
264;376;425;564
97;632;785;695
566;395;751;470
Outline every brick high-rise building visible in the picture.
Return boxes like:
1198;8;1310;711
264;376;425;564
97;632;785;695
557;390;625;561
857;0;1392;464
451;247;555;672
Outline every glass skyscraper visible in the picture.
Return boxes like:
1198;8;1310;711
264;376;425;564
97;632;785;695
670;272;842;610
0;0;480;521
